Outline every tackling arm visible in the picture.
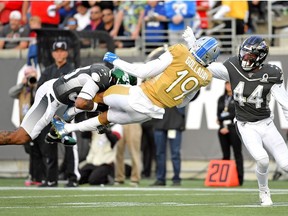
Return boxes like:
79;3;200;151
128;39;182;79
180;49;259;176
177;90;200;108
207;62;230;81
271;83;288;121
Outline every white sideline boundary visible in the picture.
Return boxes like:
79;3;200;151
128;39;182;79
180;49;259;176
1;186;288;193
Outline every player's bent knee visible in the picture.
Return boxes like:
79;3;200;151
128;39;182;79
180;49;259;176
256;157;269;173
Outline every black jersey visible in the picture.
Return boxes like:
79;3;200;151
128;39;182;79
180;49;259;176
53;64;110;105
223;56;283;122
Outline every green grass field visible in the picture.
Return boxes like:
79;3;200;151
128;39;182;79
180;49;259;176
0;178;287;216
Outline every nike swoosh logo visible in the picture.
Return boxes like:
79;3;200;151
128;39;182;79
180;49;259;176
47;181;56;186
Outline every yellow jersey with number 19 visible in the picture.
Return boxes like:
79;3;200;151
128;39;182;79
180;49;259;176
141;44;212;108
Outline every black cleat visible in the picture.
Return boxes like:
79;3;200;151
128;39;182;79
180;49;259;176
45;133;76;146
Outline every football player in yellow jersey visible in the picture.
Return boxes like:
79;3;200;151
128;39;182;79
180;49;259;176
52;27;220;136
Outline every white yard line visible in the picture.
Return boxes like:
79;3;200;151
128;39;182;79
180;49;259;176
0;186;288;193
0;201;288;209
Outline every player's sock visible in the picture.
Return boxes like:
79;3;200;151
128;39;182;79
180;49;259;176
64;116;101;133
256;168;269;191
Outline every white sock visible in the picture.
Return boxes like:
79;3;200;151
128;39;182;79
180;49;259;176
256;168;269;192
64;116;101;133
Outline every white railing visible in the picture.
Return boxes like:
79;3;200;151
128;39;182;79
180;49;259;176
0;12;288;61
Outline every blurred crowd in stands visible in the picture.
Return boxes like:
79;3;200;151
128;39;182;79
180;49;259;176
1;0;287;52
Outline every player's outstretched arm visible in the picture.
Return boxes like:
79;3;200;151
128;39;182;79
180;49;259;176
103;51;172;79
271;83;288;122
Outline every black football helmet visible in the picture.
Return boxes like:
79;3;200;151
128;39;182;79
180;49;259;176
90;63;111;91
238;36;269;71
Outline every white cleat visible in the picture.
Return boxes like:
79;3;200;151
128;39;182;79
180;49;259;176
259;190;273;206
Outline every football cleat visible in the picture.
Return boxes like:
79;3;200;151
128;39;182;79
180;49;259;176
96;124;110;134
259;190;273;206
45;132;77;146
51;118;68;138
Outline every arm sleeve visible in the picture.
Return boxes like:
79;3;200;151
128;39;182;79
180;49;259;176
78;78;100;100
271;83;288;122
213;5;230;19
207;62;230;81
113;51;173;79
8;83;24;98
177;90;200;108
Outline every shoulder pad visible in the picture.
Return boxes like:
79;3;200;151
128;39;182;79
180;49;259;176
168;44;187;53
264;64;283;84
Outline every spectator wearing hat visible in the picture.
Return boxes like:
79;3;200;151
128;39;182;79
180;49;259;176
37;41;80;187
73;1;91;31
0;10;29;49
0;0;23;26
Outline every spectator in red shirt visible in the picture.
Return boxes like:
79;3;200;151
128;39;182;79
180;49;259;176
196;0;210;30
84;4;104;31
22;1;61;28
0;1;23;26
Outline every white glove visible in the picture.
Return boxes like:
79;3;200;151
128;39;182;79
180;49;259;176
182;26;197;51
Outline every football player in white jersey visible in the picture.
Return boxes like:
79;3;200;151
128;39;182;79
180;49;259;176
208;35;288;206
52;28;220;138
0;64;111;146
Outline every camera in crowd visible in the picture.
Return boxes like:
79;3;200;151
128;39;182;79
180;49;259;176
27;76;37;85
24;66;38;86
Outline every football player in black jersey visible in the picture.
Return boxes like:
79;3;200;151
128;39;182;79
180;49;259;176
0;63;111;146
46;68;137;144
208;35;288;206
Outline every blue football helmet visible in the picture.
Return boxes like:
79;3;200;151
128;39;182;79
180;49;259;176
238;35;269;71
192;36;220;67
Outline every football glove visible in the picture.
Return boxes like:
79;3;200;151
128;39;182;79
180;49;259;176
182;26;197;51
103;52;119;64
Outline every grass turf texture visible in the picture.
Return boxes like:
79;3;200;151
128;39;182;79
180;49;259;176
0;178;287;216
